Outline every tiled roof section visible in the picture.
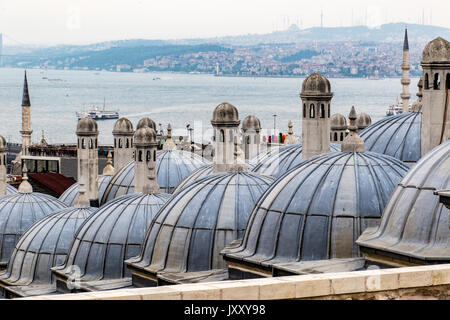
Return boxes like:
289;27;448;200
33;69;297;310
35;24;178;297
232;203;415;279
28;173;76;196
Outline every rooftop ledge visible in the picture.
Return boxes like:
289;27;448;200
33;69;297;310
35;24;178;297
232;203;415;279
16;264;450;300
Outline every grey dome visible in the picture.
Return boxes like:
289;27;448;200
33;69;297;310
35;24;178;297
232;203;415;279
242;115;261;131
133;126;157;145
301;73;331;95
136;117;156;131
76;117;98;135
356;112;372;129
113;118;134;135
127;172;275;274
0;207;95;287
357;140;450;262
422;37;450;64
53;192;170;282
101;150;210;204
223;151;409;265
359;112;422;163
59;175;113;206
0;193;67;267
211;102;240;126
330;113;347;130
251;143;341;178
6;185;17;195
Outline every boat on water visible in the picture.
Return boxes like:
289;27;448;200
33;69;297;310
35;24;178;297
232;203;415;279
385;98;411;116
76;99;119;120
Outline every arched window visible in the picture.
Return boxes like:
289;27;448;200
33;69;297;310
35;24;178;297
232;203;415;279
320;104;325;118
114;139;116;148
130;139;133;147
434;73;441;90
310;104;315;118
146;151;151;161
246;136;250;144
138;150;142;162
220;130;225;142
303;104;306;118
126;139;129;148
446;73;450;90
425;73;429;89
334;132;337;141
254;135;258;144
118;138;123;148
78;139;80;149
328;104;331;118
89;139;93;149
95;139;97;149
340;132;344;141
153;150;156;161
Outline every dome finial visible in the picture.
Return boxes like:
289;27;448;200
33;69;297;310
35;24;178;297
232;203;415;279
18;163;33;194
229;136;247;172
284;121;298;145
74;184;90;208
341;106;365;153
102;151;115;176
162;123;177;150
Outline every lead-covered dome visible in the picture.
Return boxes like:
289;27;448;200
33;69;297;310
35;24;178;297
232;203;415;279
0;193;67;267
223;151;409;266
113;118;134;135
301;73;331;95
6;185;17;195
211;102;240;125
100;150;210;204
330;113;347;130
52;192;170;284
242;115;261;131
127;172;275;275
359;112;422;163
357;140;450;263
356;112;372;130
136;117;156;131
59;175;113;206
76;117;98;135
134;126;156;145
251;143;340;178
0;207;95;293
422;37;450;64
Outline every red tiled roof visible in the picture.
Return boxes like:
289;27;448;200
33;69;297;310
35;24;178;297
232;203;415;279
28;173;76;196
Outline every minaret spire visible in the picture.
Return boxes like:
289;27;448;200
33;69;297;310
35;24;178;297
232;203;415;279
341;106;365;153
20;70;33;156
22;70;31;107
400;25;411;113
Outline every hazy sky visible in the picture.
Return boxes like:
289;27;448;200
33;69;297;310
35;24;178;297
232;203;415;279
1;0;449;45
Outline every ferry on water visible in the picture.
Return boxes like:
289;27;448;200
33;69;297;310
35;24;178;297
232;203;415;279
76;99;119;120
385;98;411;116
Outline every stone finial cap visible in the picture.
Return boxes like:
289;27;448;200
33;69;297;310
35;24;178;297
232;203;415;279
162;123;177;151
284;121;298;145
102;152;115;176
113;118;134;135
136;117;156;131
133;126;157;146
356;112;372;129
18;164;33;194
341;106;365;153
301;72;332;97
211;102;240;127
422;37;450;64
76;117;98;135
330;113;347;130
74;184;90;208
242;115;261;131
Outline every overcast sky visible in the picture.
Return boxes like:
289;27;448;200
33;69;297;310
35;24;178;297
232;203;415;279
1;0;449;45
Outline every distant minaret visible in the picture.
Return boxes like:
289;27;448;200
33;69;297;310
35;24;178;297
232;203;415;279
0;135;6;196
21;71;33;155
400;25;411;113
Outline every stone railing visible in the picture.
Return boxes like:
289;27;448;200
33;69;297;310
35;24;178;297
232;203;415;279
19;264;450;300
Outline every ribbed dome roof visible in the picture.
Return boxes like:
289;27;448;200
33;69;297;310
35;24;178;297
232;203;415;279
76;117;98;135
357;140;450;262
330;113;347;130
223;151;409;265
0;207;95;286
134;126;157;145
101;150;210;204
136;117;156;131
211;102;240;126
251;143;341;178
356;112;372;129
53;192;170;281
359;112;422;163
59;175;113;206
242;115;261;131
301;73;331;95
422;37;450;64
113;118;134;135
6;185;17;195
0;193;67;266
126;172;275;274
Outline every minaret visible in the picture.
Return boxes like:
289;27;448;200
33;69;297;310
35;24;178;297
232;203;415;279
20;71;33;155
162;123;177;150
0;135;7;196
241;115;261;160
211;102;241;172
284;121;298;145
133;126;160;194
341;106;365;152
400;25;411;113
112;117;134;172
300;73;333;160
421;37;450;156
76;117;99;207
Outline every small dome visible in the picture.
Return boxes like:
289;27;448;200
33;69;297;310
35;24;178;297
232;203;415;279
76;117;98;135
59;175;113;206
6;185;17;195
133;126;157;146
422;37;450;64
356;112;372;129
211;103;240;125
0;193;67;267
52;192;170;283
251;143;341;178
0;207;95;288
359;112;422;163
126;172;275;274
223;151;409;265
136;117;156;131
301;73;331;95
0;135;6;151
330;113;347;130
242;115;261;131
100;150;211;204
357;140;450;262
113;118;134;135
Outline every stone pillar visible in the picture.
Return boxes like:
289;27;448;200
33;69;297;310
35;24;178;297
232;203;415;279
134;126;159;194
300;73;333;160
0;135;7;196
20;71;33;156
112;118;134;172
242;115;261;160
